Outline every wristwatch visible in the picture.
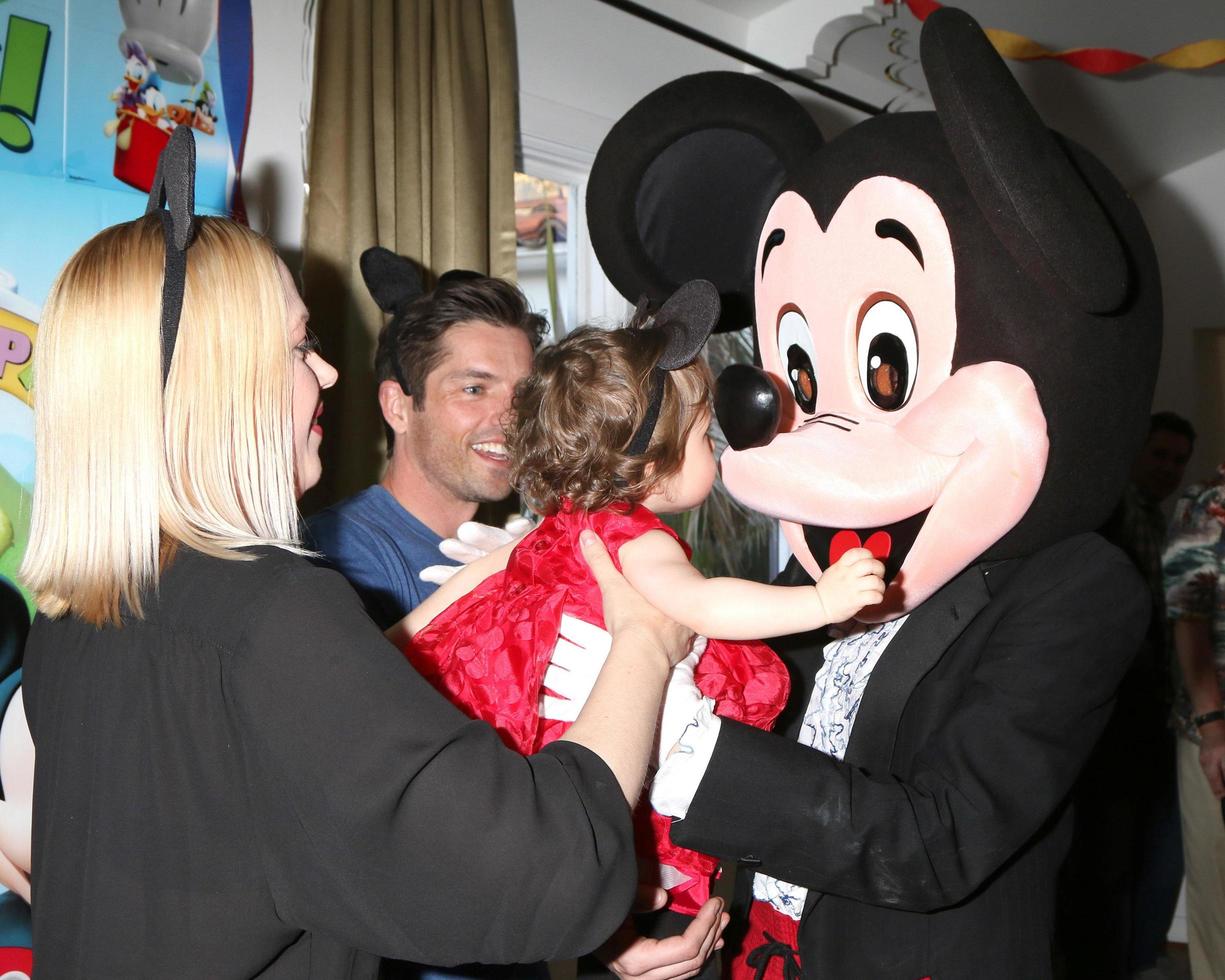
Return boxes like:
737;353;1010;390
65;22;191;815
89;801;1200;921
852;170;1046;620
1193;709;1225;728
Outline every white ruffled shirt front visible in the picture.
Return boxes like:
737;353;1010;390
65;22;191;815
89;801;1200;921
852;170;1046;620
652;617;908;920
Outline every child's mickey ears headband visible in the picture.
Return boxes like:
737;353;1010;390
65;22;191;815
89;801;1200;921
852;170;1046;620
359;245;489;395
146;125;198;387
626;278;720;456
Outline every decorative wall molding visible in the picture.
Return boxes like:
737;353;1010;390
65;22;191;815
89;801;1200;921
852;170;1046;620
805;2;931;114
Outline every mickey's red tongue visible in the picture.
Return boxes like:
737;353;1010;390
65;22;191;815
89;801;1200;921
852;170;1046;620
829;529;892;565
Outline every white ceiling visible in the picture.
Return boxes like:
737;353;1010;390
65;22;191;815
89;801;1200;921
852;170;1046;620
690;0;1225;189
959;0;1225;188
690;0;793;19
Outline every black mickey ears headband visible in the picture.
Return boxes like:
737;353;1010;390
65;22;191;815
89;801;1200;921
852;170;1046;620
360;246;425;319
360;246;422;393
146;125;198;387
359;246;488;395
626;279;720;456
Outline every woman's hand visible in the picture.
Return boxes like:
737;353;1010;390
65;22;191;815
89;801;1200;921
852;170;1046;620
558;533;695;803
583;530;695;669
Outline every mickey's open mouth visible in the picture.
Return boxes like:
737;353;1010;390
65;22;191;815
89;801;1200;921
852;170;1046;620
804;509;930;584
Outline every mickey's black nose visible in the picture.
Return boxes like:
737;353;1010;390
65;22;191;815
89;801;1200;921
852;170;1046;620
715;364;780;451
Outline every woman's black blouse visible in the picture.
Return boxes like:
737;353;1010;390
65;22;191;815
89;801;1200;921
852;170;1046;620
23;546;635;978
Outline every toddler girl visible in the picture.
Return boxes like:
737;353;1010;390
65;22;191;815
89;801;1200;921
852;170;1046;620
401;281;885;918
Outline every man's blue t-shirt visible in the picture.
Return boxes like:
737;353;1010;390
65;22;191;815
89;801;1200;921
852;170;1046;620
306;485;445;629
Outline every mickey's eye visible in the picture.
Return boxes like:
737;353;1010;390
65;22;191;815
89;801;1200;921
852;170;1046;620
778;309;817;414
857;299;917;411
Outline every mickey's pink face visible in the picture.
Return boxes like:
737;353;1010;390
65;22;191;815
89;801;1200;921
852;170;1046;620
720;178;1050;619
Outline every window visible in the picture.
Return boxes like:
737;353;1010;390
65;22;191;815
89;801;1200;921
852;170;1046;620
514;171;574;340
515;136;630;341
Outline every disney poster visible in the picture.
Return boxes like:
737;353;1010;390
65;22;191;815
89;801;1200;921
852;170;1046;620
0;1;253;969
0;0;252;600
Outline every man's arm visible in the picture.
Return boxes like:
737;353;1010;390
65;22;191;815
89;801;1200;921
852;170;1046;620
671;536;1148;911
1164;490;1225;800
1172;620;1225;797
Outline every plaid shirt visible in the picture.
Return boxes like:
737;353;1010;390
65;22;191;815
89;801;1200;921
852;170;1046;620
1107;483;1167;608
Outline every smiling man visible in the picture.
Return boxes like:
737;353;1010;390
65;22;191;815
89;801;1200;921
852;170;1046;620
308;273;543;630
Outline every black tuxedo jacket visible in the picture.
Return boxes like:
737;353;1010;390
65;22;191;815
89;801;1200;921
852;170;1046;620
672;533;1148;979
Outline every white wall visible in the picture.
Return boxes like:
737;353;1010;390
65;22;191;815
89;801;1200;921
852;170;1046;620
514;0;747;162
514;0;866;160
1134;147;1225;485
241;0;316;255
515;0;753;325
512;0;872;325
746;0;863;72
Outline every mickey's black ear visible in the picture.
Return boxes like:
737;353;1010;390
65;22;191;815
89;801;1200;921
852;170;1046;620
653;280;720;369
359;246;425;314
922;7;1128;314
587;72;823;333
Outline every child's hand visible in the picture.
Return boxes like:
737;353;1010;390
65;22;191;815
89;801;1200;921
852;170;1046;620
814;547;886;624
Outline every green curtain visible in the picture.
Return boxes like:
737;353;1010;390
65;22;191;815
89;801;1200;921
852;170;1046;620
301;0;518;507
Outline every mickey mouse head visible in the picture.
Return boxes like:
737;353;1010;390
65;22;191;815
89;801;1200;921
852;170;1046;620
585;7;1161;617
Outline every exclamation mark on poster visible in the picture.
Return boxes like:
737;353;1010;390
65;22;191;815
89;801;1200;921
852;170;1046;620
0;16;52;154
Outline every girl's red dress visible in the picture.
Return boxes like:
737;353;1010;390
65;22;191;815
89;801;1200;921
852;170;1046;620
406;504;790;917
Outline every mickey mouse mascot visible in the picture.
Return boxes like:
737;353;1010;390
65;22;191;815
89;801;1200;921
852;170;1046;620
585;7;1159;978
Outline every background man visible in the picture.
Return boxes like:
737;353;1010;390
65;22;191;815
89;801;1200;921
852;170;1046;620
1163;444;1225;980
309;274;544;628
1059;412;1195;979
1116;412;1199;583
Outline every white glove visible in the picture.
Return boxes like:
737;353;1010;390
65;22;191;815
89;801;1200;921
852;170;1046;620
537;621;713;759
539;614;611;721
658;864;691;891
656;636;712;769
418;515;536;585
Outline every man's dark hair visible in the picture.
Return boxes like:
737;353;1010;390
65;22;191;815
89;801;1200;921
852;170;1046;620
1149;410;1196;448
375;276;547;456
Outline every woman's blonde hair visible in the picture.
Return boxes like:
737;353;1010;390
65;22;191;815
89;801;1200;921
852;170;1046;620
22;214;300;626
508;323;713;515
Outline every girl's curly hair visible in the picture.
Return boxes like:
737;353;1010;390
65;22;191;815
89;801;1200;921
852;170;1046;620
508;322;713;515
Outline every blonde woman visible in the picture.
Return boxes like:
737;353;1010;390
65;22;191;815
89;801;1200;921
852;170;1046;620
18;208;715;978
